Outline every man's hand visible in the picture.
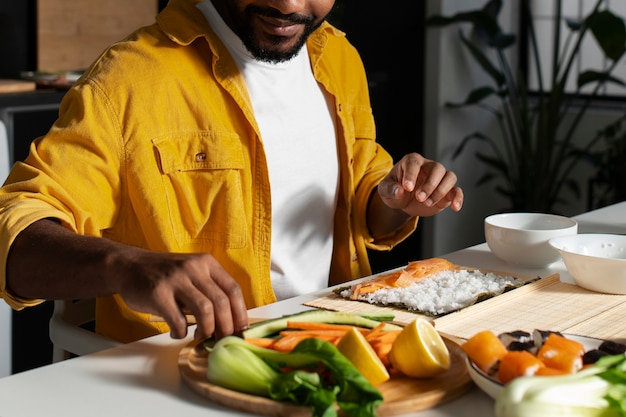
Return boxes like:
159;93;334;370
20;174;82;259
115;249;249;340
377;153;463;217
6;219;249;341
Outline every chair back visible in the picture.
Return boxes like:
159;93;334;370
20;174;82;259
49;299;121;362
0;119;8;180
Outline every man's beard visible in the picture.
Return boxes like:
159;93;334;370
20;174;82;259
238;5;324;63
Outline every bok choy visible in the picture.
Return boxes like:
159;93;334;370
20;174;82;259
205;336;383;417
495;354;626;417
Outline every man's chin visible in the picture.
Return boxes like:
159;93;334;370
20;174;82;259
247;37;305;63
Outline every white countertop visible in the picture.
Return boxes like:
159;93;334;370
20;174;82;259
0;202;624;417
0;121;11;378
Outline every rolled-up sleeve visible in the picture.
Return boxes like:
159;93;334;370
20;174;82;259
0;84;124;309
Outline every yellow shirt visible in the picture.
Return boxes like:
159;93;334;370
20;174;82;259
0;0;418;342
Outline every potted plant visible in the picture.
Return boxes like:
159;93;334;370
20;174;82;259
426;0;626;213
585;114;626;209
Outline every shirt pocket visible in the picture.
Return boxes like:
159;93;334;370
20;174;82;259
152;131;247;248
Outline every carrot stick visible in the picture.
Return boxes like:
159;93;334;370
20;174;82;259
363;326;401;365
245;338;277;349
285;321;367;332
273;330;352;352
364;322;386;340
371;342;393;367
366;330;401;344
272;334;319;352
279;330;348;338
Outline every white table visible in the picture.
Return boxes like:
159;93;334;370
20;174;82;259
0;123;11;378
0;202;624;417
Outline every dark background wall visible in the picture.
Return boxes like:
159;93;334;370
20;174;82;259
333;1;427;273
0;1;37;78
1;0;426;373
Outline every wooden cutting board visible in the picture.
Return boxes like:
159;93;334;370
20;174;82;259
178;337;471;417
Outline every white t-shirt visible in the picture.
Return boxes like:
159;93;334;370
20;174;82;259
197;1;339;300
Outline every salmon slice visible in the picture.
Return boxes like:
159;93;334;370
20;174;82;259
536;333;585;373
462;330;509;374
497;350;546;384
404;257;458;277
349;258;458;299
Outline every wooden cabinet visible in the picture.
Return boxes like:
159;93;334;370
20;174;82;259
36;0;159;72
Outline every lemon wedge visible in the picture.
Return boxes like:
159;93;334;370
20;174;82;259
388;318;450;378
336;326;390;386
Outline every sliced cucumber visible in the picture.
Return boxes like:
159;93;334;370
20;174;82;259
243;309;401;339
358;312;396;322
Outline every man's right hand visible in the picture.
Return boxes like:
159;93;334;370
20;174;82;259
5;219;249;341
114;248;249;340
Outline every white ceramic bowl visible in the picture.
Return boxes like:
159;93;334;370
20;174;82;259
549;233;626;294
484;213;578;268
465;357;503;400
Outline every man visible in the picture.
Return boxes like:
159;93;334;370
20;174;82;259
0;0;463;344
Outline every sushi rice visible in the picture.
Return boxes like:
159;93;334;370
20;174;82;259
339;269;524;316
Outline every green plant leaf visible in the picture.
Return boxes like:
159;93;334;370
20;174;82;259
459;30;506;86
446;86;498;107
476;172;497;186
475;151;508;174
495;185;514;201
564;178;582;199
452;131;490;160
587;10;626;61
473;0;514;49
578;70;626;89
425;11;500;38
490;33;516;49
565;17;584;31
481;0;502;20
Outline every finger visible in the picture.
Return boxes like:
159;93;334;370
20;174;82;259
377;178;404;200
223;283;249;336
379;154;425;200
449;186;464;211
417;170;458;207
186;259;248;340
398;154;427;192
201;263;248;339
156;294;191;339
172;278;220;340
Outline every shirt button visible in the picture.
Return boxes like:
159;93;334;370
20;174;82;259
195;152;207;162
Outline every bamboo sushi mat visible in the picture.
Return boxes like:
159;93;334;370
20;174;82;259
305;274;626;342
